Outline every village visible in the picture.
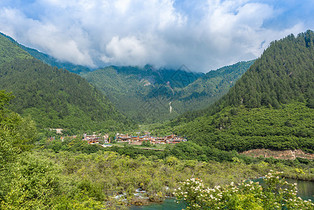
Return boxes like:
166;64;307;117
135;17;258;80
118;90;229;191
82;132;187;146
49;128;187;147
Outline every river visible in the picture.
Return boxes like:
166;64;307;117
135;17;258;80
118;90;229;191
129;179;313;210
286;179;314;200
130;198;186;210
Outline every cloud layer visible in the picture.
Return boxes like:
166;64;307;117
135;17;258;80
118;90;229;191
0;0;313;72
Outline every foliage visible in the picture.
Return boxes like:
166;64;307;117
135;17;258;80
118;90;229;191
42;137;314;179
0;34;136;133
2;148;311;209
20;45;91;74
168;31;314;154
0;32;32;65
177;60;254;111
174;102;314;153
0;90;38;165
0;59;135;132
215;30;314;110
175;171;314;209
0;152;109;209
82;61;252;123
43;137;102;154
141;141;153;147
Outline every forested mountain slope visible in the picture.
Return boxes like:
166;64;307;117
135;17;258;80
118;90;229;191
176;60;254;111
0;32;90;74
219;31;314;109
83;61;253;123
0;33;134;133
172;30;314;153
20;45;91;74
0;33;32;65
82;65;204;123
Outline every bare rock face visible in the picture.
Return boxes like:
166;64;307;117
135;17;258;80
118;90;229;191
241;149;314;160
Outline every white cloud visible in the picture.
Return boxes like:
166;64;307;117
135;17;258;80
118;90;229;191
0;0;311;72
104;36;147;65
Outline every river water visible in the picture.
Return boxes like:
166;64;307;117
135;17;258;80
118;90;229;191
129;179;313;210
286;179;314;200
130;198;186;210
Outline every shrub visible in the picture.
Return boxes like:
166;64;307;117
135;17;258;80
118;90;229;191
175;171;313;209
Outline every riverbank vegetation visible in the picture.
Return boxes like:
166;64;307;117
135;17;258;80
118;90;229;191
1;147;313;209
175;171;314;209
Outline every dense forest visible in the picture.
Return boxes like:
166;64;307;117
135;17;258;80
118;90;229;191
219;31;314;109
83;61;253;123
0;33;135;133
176;60;255;110
166;31;314;154
82;65;203;123
174;102;313;153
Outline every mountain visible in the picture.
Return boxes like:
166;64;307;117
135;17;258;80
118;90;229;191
0;32;90;74
82;65;203;123
0;33;32;64
0;32;135;133
1;32;253;124
174;60;255;111
172;30;314;153
82;61;253;123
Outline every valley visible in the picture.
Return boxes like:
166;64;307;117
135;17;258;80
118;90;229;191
0;30;313;209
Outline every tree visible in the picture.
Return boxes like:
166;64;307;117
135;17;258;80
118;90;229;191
0;90;38;164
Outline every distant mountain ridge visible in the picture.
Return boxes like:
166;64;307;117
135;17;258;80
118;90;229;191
81;65;203;123
0;31;254;125
83;61;253;123
0;32;90;74
175;60;255;111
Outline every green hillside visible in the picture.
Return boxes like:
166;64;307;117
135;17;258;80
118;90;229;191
20;45;91;74
82;65;203;123
0;32;32;65
83;61;253;123
175;60;254;111
0;32;90;74
218;31;314;109
171;30;314;153
0;33;135;133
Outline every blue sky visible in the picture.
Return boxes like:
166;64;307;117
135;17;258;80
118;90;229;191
0;0;313;72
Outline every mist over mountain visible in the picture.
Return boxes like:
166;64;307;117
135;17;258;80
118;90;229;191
82;61;253;123
1;1;314;208
0;32;91;74
0;31;253;126
0;32;135;133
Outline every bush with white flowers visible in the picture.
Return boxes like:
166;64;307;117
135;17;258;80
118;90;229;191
175;171;313;209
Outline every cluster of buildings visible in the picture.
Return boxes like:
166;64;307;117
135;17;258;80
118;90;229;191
51;130;187;146
83;133;109;144
116;133;187;145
